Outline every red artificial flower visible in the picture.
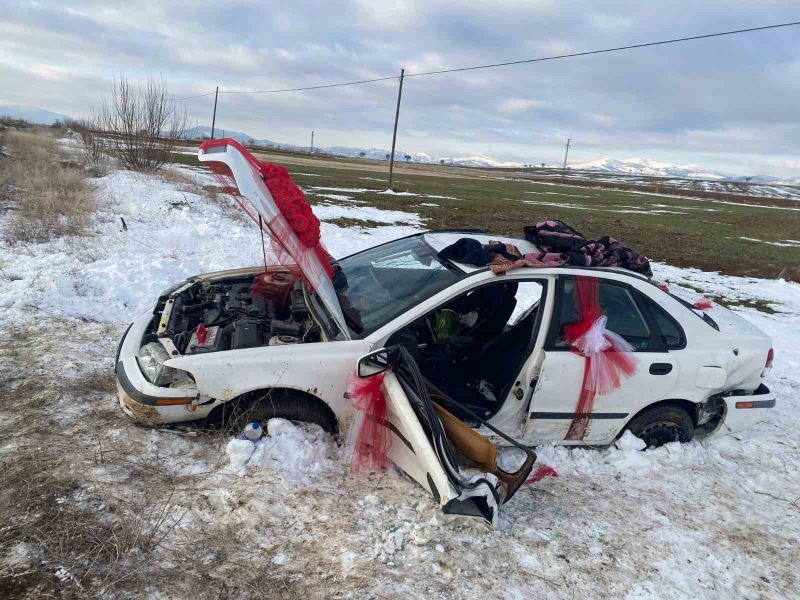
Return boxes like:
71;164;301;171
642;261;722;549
258;160;322;249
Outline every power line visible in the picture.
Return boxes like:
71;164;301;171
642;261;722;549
219;75;399;95
170;75;398;101
169;20;800;99
404;21;800;77
172;91;218;101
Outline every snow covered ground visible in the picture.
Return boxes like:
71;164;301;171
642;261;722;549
0;158;798;598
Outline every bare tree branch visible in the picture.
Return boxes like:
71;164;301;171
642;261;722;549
97;76;187;172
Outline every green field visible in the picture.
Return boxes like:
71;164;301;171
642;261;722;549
174;147;800;281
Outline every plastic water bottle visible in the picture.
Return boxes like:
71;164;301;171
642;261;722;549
242;421;263;442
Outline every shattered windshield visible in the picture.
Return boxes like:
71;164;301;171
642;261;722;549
334;236;463;337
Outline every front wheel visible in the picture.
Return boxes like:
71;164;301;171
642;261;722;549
212;389;338;435
624;404;694;448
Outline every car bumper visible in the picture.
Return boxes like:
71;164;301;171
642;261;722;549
115;312;201;425
718;383;775;435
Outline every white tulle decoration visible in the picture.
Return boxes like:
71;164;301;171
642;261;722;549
571;316;637;396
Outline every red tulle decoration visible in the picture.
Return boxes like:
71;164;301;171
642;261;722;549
198;138;334;285
526;464;559;484
563;276;638;441
694;297;713;310
346;370;391;473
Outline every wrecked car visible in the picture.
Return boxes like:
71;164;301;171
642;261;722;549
115;139;776;525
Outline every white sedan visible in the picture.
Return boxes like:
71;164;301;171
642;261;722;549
115;141;775;525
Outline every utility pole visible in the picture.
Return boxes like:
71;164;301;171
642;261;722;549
561;138;571;180
387;68;405;191
310;130;314;154
210;86;219;139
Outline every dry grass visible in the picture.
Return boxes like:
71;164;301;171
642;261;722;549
0;438;189;597
1;129;95;243
0;320;194;598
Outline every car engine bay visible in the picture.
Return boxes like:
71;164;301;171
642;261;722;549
142;270;322;355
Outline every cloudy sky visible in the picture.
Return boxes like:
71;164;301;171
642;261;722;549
1;1;799;175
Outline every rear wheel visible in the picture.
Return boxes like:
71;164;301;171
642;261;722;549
624;404;694;448
212;389;338;435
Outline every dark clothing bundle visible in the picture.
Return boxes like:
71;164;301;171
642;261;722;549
524;220;652;277
437;237;522;267
436;220;652;278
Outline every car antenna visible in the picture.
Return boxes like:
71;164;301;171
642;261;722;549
258;215;268;269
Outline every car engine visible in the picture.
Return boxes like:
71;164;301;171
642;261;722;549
143;271;321;355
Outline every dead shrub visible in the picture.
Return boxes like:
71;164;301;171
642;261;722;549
2;130;95;243
72;122;110;177
96;76;187;172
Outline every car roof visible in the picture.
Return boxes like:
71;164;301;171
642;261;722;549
421;230;651;283
423;231;538;272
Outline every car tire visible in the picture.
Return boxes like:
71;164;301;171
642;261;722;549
216;389;338;435
624;404;694;448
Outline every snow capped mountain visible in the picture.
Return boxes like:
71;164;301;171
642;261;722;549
568;157;727;180
440;155;523;168
0;104;73;125
183;126;292;149
774;176;800;186
181;131;523;168
325;147;523;167
4;104;784;183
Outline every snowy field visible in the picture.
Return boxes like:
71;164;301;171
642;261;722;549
527;171;800;202
0;160;798;598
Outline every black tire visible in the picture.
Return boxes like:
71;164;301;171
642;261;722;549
624;404;694;448
213;389;338;435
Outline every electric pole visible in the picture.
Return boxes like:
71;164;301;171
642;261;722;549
562;138;571;180
310;130;314;154
387;68;405;191
210;86;219;139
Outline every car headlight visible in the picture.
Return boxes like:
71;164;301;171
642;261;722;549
136;342;181;386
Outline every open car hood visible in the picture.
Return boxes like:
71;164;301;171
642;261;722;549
197;139;349;338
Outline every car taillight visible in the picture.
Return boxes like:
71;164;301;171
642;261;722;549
763;348;774;376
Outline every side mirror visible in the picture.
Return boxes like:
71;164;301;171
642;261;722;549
357;348;390;378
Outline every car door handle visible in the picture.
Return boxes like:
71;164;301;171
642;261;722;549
649;363;673;375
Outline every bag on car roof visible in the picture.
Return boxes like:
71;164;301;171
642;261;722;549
523;220;587;251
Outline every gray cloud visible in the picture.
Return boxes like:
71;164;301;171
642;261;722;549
1;0;798;175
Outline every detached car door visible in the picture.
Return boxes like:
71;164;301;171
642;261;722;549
526;275;680;445
356;349;503;527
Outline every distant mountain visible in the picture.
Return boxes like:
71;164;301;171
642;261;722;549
567;157;727;180
6;111;785;183
323;146;523;167
182;125;294;149
0;104;73;125
725;174;800;186
184;127;525;168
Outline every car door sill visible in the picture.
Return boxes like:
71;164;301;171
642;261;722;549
530;411;628;419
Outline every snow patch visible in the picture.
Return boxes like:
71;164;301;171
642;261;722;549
226;419;336;482
313;204;421;225
378;189;416;196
